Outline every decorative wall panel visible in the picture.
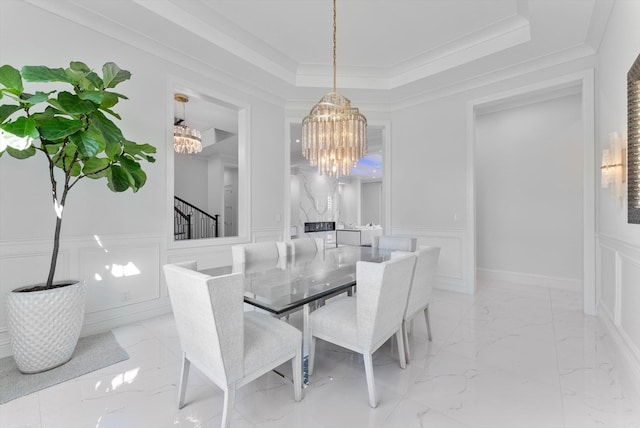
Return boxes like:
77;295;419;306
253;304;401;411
80;243;160;313
598;245;617;317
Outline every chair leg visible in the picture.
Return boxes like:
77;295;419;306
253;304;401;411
293;347;302;402
178;354;190;409
309;336;317;375
221;385;236;428
396;329;407;369
402;320;411;362
363;352;377;408
424;305;432;341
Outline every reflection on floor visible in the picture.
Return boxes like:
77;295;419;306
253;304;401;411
2;282;640;428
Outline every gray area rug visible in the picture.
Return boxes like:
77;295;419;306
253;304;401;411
0;331;129;404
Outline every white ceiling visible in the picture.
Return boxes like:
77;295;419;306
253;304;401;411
27;0;612;104
24;0;612;178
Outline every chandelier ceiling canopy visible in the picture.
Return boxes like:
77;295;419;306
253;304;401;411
174;93;202;154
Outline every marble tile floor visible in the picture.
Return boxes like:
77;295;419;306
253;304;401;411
2;282;640;428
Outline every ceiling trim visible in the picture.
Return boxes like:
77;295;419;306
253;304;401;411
133;0;298;85
285;44;596;113
24;0;288;108
295;14;531;90
22;0;602;111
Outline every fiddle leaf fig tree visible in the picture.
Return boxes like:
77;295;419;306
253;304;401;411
0;61;156;289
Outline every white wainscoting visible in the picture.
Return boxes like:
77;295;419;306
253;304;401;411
252;227;284;243
598;233;640;392
0;234;169;358
391;227;468;293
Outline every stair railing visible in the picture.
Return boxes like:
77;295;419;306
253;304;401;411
174;196;219;240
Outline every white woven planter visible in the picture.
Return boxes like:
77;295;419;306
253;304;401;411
7;280;86;373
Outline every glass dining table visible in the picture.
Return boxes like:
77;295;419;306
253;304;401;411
200;245;395;384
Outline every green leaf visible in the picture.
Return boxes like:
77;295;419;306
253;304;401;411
90;110;123;146
55;145;80;174
69;126;105;157
21;66;72;83
78;91;105;104
100;108;121;120
100;92;119;109
69;61;90;73
2;117;39;139
0;104;21;123
123;140;156;162
117;154;141;171
82;157;111;175
63;142;77;157
85;72;103;90
102;62;131;89
127;166;146;190
43;141;62;155
107;165;133;192
37;117;83;141
70;161;82;176
105;140;122;160
31;106;58;121
52;91;96;115
0;65;23;92
86;168;109;179
20;91;52;105
6;145;36;159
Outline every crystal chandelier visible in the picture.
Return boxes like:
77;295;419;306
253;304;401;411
302;0;367;177
173;93;202;154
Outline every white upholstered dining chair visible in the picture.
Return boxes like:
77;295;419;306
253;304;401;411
163;262;302;428
231;241;287;265
288;237;324;257
308;254;417;408
372;235;417;251
393;246;441;360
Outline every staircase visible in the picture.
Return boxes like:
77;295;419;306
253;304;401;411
174;196;219;240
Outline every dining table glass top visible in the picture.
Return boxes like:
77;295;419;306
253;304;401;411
200;245;394;315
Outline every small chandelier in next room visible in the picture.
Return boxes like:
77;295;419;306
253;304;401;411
173;93;202;154
302;0;367;177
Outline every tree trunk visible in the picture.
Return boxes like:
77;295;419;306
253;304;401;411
46;215;63;288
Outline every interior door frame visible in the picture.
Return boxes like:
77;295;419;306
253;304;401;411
465;69;596;314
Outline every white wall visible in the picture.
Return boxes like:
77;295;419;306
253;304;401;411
475;94;583;285
595;0;640;385
174;154;208;209
340;180;360;227
223;166;239;237
361;182;382;226
0;1;286;356
207;156;223;217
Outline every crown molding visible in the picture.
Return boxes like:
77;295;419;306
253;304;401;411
23;0;288;108
133;0;298;85
21;0;600;112
295;15;531;90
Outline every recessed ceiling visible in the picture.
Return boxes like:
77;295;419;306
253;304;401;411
28;0;606;180
25;0;611;101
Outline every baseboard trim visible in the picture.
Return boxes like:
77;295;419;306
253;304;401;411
477;268;582;291
599;304;640;397
435;275;473;294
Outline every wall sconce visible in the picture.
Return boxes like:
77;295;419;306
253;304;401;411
601;131;627;203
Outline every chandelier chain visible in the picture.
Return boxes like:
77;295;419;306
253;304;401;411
333;0;337;93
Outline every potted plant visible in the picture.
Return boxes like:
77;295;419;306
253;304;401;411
0;61;156;373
